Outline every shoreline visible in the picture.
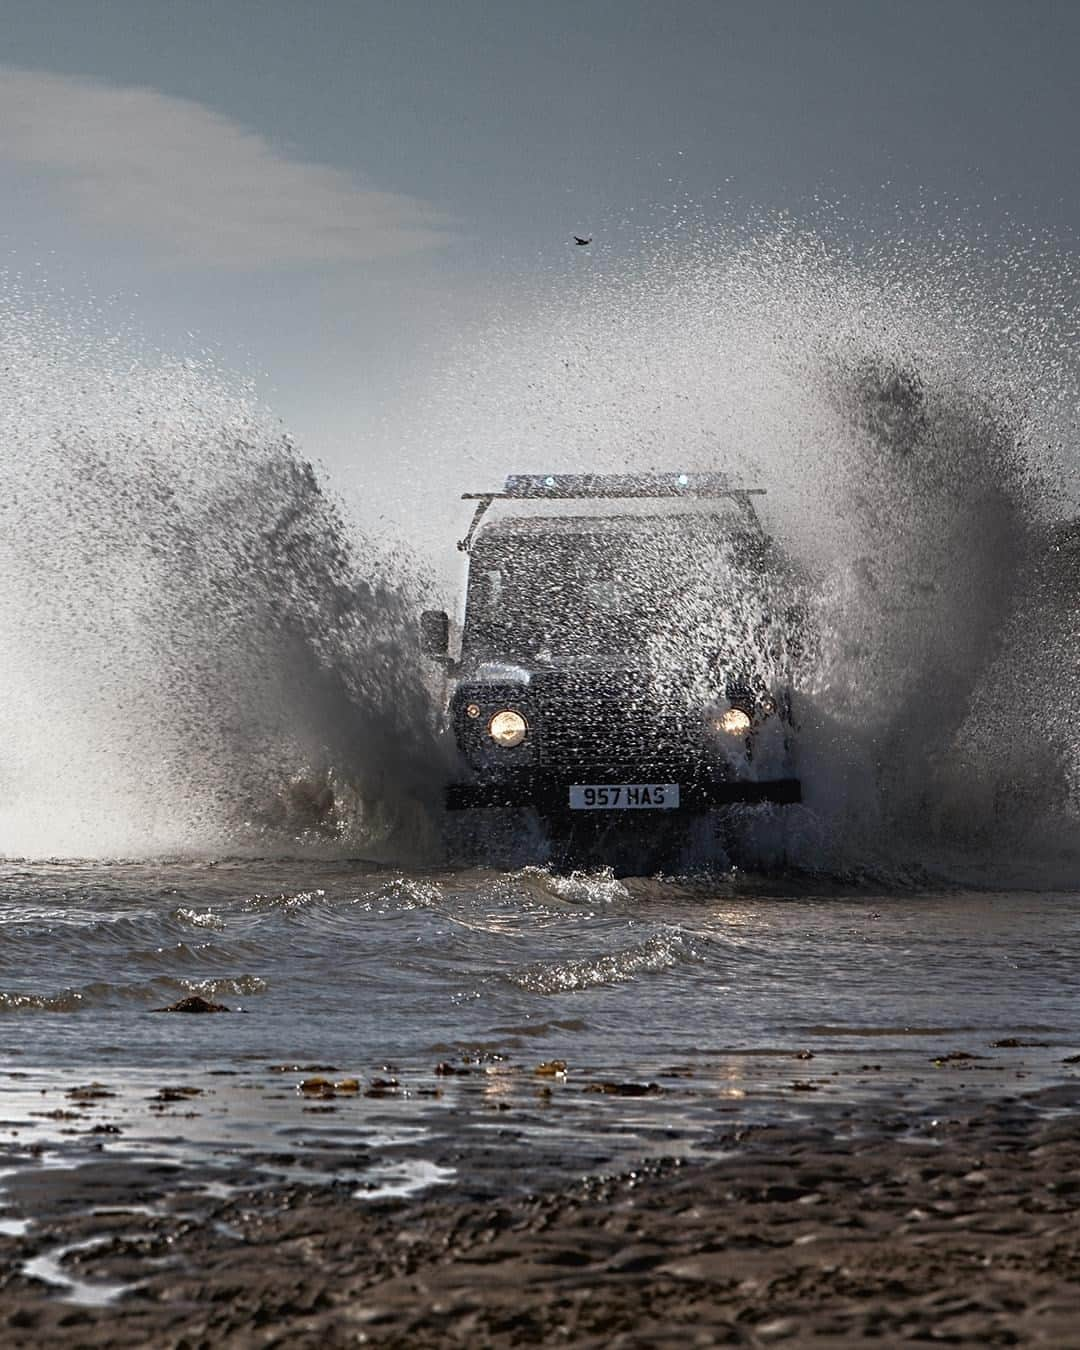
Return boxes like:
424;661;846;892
2;1086;1079;1346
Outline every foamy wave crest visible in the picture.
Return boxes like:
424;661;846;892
244;888;328;912
507;929;699;993
175;908;227;930
182;975;267;997
478;864;632;909
356;877;443;911
0;973;264;1011
541;868;632;907
0;989;86;1014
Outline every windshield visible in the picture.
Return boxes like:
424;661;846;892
462;521;767;667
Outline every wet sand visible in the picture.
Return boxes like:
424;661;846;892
2;1086;1079;1347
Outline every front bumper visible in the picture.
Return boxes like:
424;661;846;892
445;777;801;810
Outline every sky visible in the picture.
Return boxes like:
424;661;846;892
4;0;1080;547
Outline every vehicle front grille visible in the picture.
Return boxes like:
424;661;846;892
534;671;701;776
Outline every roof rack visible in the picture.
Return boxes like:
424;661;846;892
458;473;765;551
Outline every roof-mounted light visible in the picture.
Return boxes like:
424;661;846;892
456;472;766;552
493;473;764;500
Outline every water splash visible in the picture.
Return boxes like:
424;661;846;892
0;292;445;859
7;207;1080;877
413;208;1080;872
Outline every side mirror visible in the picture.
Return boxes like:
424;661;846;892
419;609;450;659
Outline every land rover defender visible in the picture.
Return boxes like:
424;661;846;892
421;473;802;851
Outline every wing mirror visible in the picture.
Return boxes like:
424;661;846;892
419;609;450;659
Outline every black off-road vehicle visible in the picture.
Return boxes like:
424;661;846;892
421;474;801;859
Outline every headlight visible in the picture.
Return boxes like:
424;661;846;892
716;707;752;736
488;709;527;747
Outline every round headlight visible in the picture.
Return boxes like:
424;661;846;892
716;707;752;736
465;702;481;719
488;709;527;747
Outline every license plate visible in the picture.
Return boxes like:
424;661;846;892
568;783;680;810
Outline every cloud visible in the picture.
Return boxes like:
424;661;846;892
0;67;449;266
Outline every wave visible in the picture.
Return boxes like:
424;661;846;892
507;929;701;994
0;973;267;1013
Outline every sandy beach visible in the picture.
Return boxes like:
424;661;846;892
2;1081;1079;1347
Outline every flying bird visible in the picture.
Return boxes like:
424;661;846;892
573;235;592;246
